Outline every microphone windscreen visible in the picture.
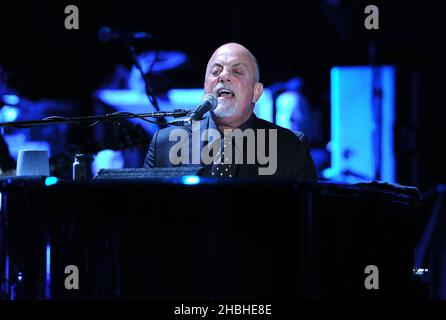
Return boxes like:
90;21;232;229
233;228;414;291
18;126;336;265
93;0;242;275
203;94;218;111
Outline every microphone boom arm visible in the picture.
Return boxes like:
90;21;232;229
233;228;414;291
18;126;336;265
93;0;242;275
0;109;190;129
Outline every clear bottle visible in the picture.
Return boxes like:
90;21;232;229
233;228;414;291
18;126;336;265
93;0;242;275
72;154;88;180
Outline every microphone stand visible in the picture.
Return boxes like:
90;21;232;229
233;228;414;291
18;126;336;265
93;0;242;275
0;109;190;129
126;42;167;128
127;43;158;108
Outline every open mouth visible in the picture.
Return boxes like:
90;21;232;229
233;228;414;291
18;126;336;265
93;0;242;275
216;88;234;98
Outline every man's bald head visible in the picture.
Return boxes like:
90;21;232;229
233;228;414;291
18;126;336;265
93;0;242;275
207;43;260;84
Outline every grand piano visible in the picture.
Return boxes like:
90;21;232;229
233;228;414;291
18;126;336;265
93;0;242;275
0;173;422;300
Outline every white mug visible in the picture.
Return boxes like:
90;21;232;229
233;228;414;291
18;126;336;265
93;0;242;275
16;150;50;176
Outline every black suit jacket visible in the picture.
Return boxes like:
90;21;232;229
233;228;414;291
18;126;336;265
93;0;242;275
144;113;317;181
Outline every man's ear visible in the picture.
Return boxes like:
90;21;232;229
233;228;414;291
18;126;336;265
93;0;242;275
252;82;264;104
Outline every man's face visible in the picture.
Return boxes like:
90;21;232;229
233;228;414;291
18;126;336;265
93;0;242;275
204;44;263;127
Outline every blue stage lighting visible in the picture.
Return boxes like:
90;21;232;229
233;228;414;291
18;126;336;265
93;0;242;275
0;106;20;122
44;177;59;187
182;175;200;185
2;95;20;105
329;66;395;183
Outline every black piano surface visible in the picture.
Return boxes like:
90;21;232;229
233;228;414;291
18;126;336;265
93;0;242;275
0;176;422;300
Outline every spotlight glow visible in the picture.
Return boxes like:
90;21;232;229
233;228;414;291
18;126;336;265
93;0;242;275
182;175;200;185
44;177;59;187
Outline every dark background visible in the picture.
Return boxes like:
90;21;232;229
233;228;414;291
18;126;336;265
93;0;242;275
1;0;445;191
2;1;444;97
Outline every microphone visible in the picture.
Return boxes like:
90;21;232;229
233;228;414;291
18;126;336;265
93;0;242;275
168;94;218;126
98;26;152;43
188;94;218;121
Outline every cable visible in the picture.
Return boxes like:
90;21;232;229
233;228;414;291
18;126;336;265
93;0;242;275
43;116;100;128
106;112;168;126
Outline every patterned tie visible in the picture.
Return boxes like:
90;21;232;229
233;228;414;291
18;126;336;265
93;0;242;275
211;136;235;178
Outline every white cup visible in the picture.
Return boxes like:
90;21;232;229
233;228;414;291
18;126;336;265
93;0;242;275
16;150;50;176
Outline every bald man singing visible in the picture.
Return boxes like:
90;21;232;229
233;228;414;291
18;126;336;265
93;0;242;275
144;43;316;181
